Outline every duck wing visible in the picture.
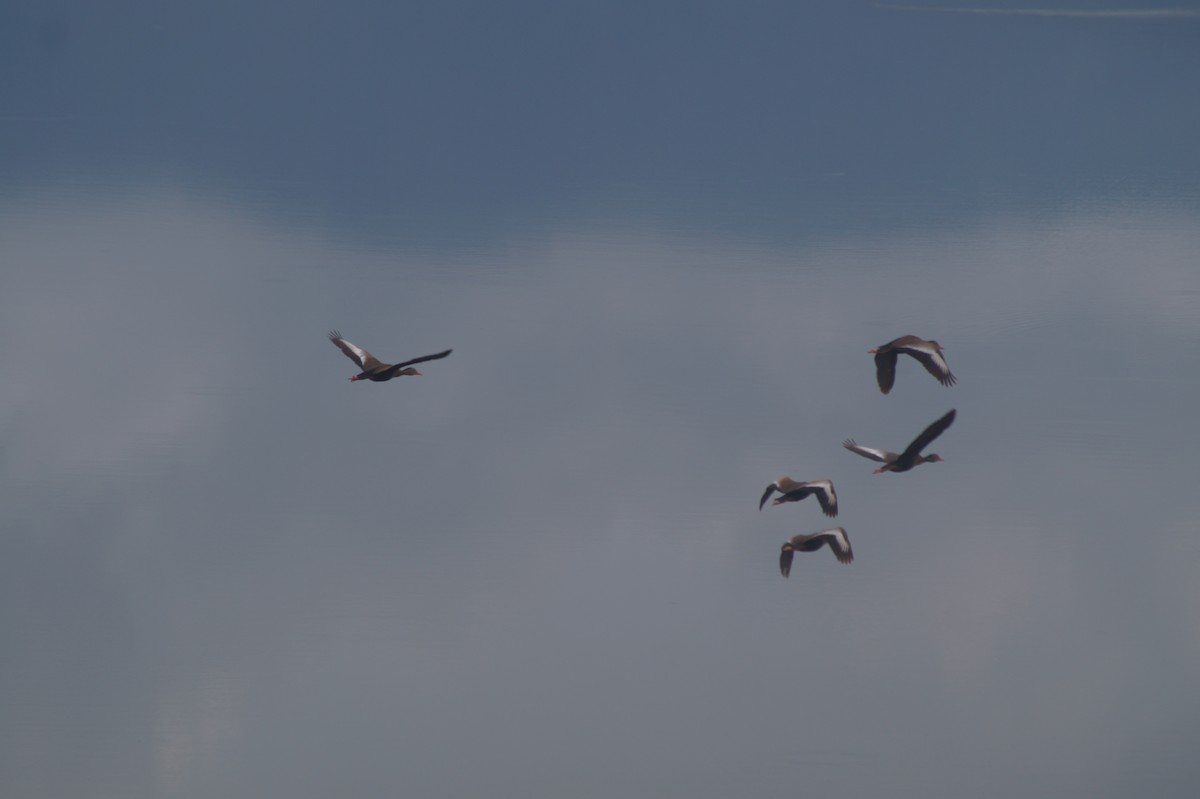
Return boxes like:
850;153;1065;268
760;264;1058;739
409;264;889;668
376;349;454;378
897;341;956;387
806;480;838;518
816;527;854;564
329;331;384;371
873;349;899;394
842;439;897;464
779;544;795;578
758;483;779;511
899;409;957;461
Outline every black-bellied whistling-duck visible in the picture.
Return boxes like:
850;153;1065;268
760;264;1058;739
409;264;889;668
329;331;452;382
779;528;853;577
869;335;956;394
843;409;956;474
758;478;838;516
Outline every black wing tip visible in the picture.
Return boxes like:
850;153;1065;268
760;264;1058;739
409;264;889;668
837;529;853;563
924;408;958;432
842;438;856;449
418;349;454;363
328;329;343;340
817;484;837;517
779;546;793;578
758;483;777;511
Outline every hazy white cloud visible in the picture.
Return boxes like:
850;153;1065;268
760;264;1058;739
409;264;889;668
2;188;1198;798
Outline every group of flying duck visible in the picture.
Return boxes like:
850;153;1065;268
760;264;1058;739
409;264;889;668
760;335;957;579
325;329;955;581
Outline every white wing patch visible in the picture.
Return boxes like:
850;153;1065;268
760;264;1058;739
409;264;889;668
844;439;894;463
902;341;950;375
339;338;370;367
810;480;838;515
829;527;849;552
810;480;835;500
927;349;951;375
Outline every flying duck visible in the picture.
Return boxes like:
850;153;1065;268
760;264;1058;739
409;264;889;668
843;409;957;473
869;335;956;394
779;528;854;577
329;331;452;382
758;478;838;516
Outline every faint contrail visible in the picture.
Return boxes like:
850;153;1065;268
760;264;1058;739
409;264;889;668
875;3;1200;17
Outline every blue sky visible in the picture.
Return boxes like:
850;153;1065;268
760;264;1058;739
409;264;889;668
3;1;1198;239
